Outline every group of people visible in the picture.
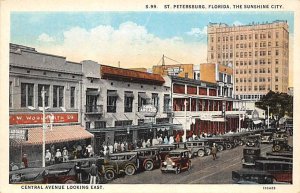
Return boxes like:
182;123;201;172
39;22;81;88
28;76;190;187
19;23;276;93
45;144;94;166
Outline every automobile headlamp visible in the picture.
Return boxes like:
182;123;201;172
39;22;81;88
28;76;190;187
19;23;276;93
163;161;167;165
172;162;175;166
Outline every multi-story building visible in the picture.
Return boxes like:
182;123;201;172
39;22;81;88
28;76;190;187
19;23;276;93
81;62;180;153
9;44;93;167
167;76;244;139
207;20;289;100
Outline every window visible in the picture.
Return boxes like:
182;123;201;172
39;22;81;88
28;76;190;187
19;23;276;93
275;77;279;82
254;77;257;82
124;91;133;112
236;78;239;83
249;69;252;74
276;32;279;38
276;42;279;46
275;59;279;64
152;93;159;109
53;85;64;107
249;61;252;65
275;68;279;73
138;92;148;111
254;86;257;91
95;121;106;129
115;120;133;127
211;37;214;42
107;90;118;113
275;85;278;91
236;61;239;66
184;73;188;78
268;32;271;38
211;53;214;59
21;83;34;107
268;42;271;47
70;87;75;108
268;51;271;55
163;94;171;112
240;78;243;83
236;44;239;48
9;81;12;107
38;84;50;107
227;75;232;84
276;50;279;56
236;35;239;40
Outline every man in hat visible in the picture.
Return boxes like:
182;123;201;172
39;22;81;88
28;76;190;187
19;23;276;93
55;149;62;164
22;154;28;168
89;163;98;184
62;147;69;162
211;143;218;160
45;150;52;166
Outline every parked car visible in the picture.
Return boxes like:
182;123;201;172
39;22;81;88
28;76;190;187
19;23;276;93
257;155;293;163
9;165;77;184
185;140;211;157
133;147;161;171
254;160;292;183
232;169;277;184
242;147;261;168
260;132;273;144
161;149;191;174
204;137;227;151
102;152;139;181
245;135;260;147
266;151;293;158
153;144;176;161
272;138;292;152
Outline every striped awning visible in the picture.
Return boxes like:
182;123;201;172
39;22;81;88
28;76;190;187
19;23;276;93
21;125;93;146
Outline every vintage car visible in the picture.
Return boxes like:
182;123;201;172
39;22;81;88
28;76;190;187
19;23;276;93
172;142;187;149
232;169;277;184
9;164;77;184
245;135;260;147
185;140;211;157
260;132;274;144
274;131;288;139
272;138;292;152
153;144;176;161
69;157;106;183
242;147;261;168
133;147;161;171
102;152;139;181
161;149;191;174
266;151;293;158
204;137;227;151
255;160;292;183
223;131;251;146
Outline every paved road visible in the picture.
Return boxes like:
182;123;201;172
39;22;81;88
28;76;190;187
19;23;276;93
110;143;273;184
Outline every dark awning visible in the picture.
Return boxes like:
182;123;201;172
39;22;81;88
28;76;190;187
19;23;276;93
125;92;134;98
107;91;118;97
138;92;149;99
86;90;100;96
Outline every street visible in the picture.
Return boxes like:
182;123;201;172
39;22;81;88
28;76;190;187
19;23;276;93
110;143;273;184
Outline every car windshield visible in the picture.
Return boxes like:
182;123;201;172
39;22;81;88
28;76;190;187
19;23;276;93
169;153;181;157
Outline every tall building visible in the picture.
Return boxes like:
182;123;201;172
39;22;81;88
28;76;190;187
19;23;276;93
207;20;289;100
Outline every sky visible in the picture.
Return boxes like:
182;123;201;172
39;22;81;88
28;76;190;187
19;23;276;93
11;11;294;85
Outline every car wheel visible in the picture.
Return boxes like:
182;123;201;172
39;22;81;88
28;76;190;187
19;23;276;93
125;165;136;176
274;145;281;152
205;148;211;155
104;169;115;181
64;179;76;184
226;143;233;149
144;160;154;171
175;166;181;174
217;145;224;151
197;150;205;157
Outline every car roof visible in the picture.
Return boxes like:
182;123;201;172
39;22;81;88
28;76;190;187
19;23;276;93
233;169;272;176
133;147;159;152
255;160;293;164
110;152;137;156
10;167;44;175
169;149;189;153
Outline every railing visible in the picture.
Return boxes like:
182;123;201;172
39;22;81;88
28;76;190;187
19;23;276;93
85;105;103;114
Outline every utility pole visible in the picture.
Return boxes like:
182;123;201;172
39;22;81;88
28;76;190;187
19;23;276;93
267;106;270;128
183;98;187;142
42;87;46;168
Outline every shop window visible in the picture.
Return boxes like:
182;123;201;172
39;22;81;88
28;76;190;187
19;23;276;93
53;85;64;107
124;91;134;112
107;90;118;113
70;87;75;108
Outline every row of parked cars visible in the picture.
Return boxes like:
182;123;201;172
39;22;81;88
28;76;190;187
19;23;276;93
232;128;293;184
10;128;289;184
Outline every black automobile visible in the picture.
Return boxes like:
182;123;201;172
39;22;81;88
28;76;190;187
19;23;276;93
185;140;211;157
133;147;161;171
242;147;261;168
204;137;227;151
260;132;274;144
232;169;277;184
272;138;292;152
245;135;260;147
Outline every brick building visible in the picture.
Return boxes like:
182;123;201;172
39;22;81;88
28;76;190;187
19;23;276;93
207;20;289;100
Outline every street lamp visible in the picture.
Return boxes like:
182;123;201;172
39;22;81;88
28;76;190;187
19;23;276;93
41;87;46;168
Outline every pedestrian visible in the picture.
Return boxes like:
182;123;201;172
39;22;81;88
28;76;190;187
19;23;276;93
45;149;52;166
108;143;113;154
114;141;118;152
175;134;180;143
22;154;28;168
142;140;146;148
89;163;98;184
62;147;69;162
169;136;174;144
163;136;169;144
120;142;125;152
117;142;121;152
75;162;82;183
55;149;62;164
211;143;218;160
86;145;94;157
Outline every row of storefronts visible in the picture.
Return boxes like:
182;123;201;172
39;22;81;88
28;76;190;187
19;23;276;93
9;43;245;167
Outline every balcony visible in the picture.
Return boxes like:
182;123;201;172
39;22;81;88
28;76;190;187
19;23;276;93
85;105;103;115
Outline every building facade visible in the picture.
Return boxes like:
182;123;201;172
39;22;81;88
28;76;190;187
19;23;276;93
207;20;289;100
9;44;93;167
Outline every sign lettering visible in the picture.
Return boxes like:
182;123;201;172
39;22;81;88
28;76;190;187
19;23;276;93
9;113;78;125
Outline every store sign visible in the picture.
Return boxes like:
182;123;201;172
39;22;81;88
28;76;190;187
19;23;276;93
9;128;28;140
140;105;158;117
9;113;78;125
